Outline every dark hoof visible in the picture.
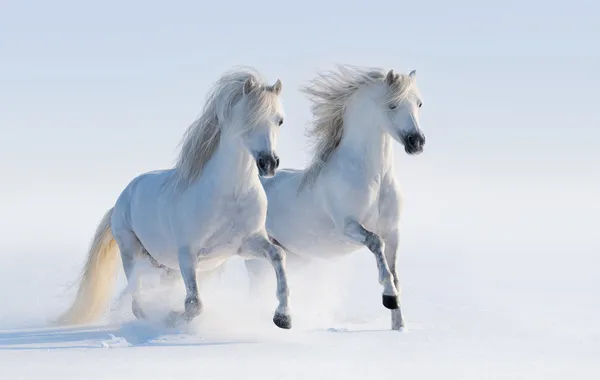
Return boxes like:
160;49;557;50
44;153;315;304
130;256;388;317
273;313;292;329
382;294;399;310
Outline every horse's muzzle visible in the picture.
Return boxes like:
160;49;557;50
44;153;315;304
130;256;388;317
403;132;426;155
257;152;279;177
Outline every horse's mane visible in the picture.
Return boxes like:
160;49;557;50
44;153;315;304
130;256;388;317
170;67;278;190
299;64;415;189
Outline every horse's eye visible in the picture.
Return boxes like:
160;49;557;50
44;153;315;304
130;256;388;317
389;104;397;110
278;118;284;126
418;101;423;108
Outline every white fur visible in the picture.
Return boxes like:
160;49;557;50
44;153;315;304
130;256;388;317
57;67;292;328
246;65;425;330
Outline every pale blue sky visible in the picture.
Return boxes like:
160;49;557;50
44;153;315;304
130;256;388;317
0;0;598;251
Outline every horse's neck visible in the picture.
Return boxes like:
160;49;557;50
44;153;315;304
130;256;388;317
338;101;393;175
198;128;257;192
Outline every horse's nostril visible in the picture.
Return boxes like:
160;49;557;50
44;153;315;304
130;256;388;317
407;134;424;147
257;156;266;168
275;156;280;168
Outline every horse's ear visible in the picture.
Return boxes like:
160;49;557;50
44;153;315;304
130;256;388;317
243;77;256;95
272;79;283;95
409;69;417;82
386;70;396;86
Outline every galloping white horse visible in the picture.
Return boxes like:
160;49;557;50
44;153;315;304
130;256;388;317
57;67;292;329
245;65;426;331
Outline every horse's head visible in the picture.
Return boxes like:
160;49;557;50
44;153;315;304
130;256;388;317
378;69;425;155
232;76;285;177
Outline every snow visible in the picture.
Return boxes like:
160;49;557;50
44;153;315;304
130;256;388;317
1;219;598;379
0;148;598;380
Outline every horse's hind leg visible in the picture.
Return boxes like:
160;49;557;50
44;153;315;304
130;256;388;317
113;229;147;320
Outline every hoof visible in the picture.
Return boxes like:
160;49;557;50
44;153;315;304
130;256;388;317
382;294;399;310
273;313;292;329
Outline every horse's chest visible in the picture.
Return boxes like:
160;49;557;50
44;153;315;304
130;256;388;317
360;182;385;231
201;194;264;247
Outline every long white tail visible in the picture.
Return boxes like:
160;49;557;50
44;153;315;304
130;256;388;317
56;208;120;325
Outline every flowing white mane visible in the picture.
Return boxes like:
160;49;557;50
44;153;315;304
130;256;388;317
171;67;279;190
299;65;416;188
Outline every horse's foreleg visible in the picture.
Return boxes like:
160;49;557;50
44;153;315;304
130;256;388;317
241;235;292;329
382;230;404;330
166;246;202;326
178;246;202;320
245;241;309;299
265;243;292;329
343;219;399;310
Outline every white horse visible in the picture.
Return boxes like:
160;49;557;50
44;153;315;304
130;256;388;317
57;67;293;329
245;65;426;331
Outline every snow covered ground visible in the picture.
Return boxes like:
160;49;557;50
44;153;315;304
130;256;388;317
1;163;598;379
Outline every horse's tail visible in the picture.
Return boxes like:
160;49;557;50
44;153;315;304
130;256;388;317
56;208;119;325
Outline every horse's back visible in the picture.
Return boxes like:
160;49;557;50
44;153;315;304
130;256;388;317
119;169;175;212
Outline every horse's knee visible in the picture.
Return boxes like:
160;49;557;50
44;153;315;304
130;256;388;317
365;232;383;253
266;244;285;262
